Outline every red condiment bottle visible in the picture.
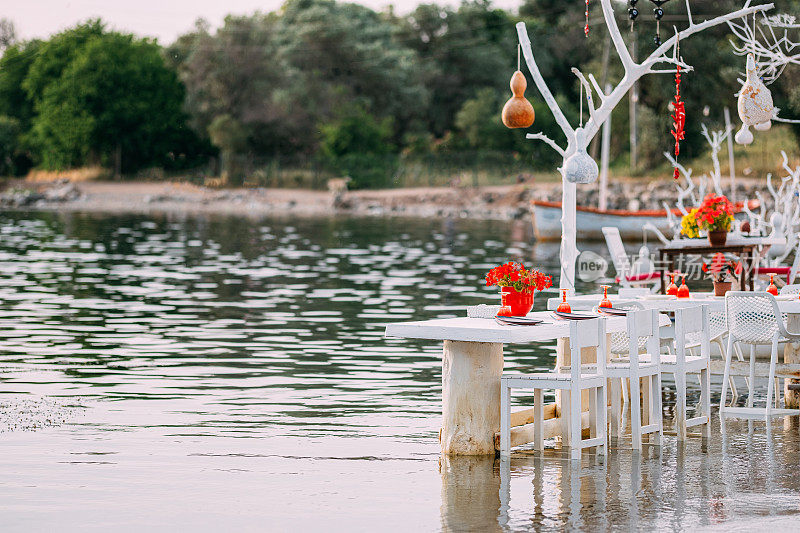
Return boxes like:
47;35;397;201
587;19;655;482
677;274;690;299
666;272;679;296
557;288;572;313
767;274;778;296
599;285;612;309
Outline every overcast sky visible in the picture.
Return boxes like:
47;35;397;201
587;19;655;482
7;0;521;45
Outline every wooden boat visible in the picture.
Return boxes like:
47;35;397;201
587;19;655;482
531;201;677;241
531;199;759;242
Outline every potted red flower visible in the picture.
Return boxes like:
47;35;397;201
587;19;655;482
701;252;741;296
485;262;552;316
695;193;734;246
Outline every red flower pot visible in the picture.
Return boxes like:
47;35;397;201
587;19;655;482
500;287;534;316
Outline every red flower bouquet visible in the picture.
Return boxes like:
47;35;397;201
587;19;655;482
695;194;734;233
485;262;552;316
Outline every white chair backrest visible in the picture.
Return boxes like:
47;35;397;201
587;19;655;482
725;292;784;343
782;283;800;296
569;318;607;382
608;301;646;355
625;309;661;368
602;227;632;280
674;304;710;364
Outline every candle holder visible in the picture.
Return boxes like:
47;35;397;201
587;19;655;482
557;288;572;313
677;274;690;299
666;272;678;296
767;274;778;296
599;285;612;308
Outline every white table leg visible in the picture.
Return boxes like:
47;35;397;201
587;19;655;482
441;340;503;455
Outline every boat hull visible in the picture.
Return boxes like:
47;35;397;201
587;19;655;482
531;201;674;242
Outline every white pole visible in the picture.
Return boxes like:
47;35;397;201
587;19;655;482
599;83;612;211
724;107;736;204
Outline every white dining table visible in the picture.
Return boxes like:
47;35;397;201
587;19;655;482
385;310;671;455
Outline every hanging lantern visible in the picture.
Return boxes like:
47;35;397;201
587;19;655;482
563;148;599;184
502;71;535;129
737;53;773;138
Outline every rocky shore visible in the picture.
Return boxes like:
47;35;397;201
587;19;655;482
0;177;775;221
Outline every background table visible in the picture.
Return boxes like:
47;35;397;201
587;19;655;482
657;236;785;293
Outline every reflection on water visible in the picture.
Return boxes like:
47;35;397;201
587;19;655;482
0;211;798;531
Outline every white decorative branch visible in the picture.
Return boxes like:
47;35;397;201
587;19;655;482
515;1;774;290
525;132;565;156
571;68;598;123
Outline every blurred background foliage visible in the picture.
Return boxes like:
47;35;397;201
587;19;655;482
0;0;798;186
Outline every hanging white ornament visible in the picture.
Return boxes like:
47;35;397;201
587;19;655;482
737;53;773;127
754;120;771;132
734;124;754;145
563;147;599;184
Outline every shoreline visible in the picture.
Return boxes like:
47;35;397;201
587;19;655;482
0;177;774;222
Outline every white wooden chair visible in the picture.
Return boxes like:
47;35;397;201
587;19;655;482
605;309;663;449
663;305;712;440
601;227;660;290
720;292;800;418
500;318;608;460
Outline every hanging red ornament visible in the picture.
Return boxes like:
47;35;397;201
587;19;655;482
671;40;685;179
585;0;590;37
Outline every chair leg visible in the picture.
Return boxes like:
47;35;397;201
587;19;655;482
650;373;662;446
720;335;734;412
560;390;570;447
630;374;642;450
701;366;711;440
610;378;621;439
500;380;511;455
767;336;779;416
641;375;651;428
734;342;748;392
570;387;582;460
676;369;687;441
716;337;737;399
589;384;598;440
533;388;544;451
598;385;608;456
621;377;629;404
748;345;756;408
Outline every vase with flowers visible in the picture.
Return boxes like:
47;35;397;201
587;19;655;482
695;194;734;246
485;262;552;316
701;252;741;296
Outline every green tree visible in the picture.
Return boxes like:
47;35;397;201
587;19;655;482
25;21;204;172
320;105;395;187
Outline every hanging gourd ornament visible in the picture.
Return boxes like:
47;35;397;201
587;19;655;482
754;120;772;131
736;53;773;145
563;147;599;184
502;71;535;129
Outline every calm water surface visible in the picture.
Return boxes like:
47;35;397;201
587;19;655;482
0;211;798;531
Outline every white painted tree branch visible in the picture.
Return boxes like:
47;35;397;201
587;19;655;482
516;23;574;143
525;132;565;156
571;68;598;123
515;1;774;290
